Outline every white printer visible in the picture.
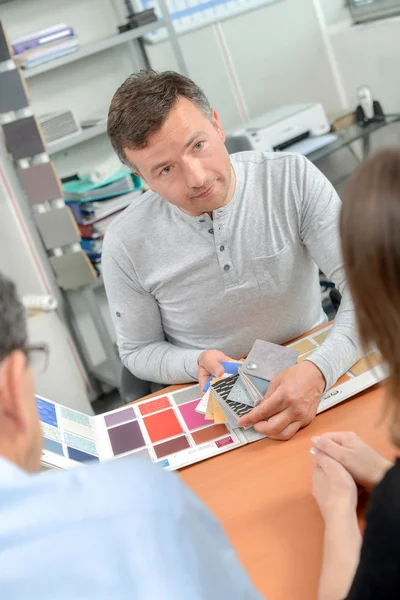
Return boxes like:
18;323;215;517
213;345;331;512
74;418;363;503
229;103;331;153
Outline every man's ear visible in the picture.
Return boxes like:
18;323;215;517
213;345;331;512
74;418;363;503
211;108;226;142
0;351;28;434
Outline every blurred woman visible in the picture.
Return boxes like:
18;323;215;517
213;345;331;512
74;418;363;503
311;148;400;600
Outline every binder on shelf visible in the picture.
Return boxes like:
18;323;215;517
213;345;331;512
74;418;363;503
15;38;79;70
63;169;141;201
78;211;125;239
11;24;75;55
69;189;141;225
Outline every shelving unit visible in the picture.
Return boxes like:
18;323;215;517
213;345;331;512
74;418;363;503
24;20;165;79
9;0;190;393
48;122;107;154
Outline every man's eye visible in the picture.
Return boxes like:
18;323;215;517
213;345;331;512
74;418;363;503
194;142;204;150
161;166;171;175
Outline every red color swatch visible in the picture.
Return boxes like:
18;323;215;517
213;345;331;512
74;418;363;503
139;396;171;416
143;409;183;443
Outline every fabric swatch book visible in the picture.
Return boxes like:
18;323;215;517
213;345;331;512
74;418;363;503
38;388;264;472
205;324;387;426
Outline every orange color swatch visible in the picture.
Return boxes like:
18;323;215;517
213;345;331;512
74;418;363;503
143;409;183;443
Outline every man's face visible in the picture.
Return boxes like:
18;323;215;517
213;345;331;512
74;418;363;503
124;97;235;216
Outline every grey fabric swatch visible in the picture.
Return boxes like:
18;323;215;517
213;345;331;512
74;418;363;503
227;376;255;407
35;207;80;250
240;339;299;382
0;68;29;113
3;116;46;159
0;22;13;62
18;162;63;205
50;252;97;290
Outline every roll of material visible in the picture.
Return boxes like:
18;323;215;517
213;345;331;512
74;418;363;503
22;294;57;311
82;155;122;185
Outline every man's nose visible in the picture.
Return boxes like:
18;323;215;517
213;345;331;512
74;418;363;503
182;158;207;189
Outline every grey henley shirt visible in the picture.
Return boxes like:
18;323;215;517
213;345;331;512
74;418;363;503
102;151;360;389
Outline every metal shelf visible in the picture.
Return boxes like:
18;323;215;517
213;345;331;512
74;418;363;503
23;21;165;79
47;121;107;154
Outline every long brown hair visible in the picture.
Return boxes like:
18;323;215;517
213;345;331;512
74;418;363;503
341;148;400;446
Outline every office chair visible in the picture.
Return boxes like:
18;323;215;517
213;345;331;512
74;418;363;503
120;365;165;404
224;135;253;154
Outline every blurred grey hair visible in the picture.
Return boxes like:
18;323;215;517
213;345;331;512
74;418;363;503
0;273;27;362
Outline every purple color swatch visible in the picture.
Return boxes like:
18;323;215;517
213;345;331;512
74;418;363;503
104;407;135;428
108;420;145;456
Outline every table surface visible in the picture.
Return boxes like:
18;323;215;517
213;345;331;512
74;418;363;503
307;115;400;163
137;382;397;600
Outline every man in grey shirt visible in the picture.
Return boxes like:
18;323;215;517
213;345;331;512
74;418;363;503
103;70;359;440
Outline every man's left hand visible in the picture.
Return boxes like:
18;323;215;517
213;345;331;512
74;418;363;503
236;361;325;440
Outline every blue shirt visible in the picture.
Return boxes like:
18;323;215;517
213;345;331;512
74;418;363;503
0;457;262;599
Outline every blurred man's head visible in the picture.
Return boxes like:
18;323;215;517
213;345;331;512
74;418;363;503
107;70;235;216
0;274;42;472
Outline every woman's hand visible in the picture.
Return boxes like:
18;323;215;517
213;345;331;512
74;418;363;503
311;431;393;489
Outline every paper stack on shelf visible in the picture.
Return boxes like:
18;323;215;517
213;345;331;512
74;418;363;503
12;24;78;70
62;168;143;274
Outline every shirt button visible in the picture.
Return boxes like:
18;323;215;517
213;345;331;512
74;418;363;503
208;228;214;234
223;264;230;271
220;245;225;252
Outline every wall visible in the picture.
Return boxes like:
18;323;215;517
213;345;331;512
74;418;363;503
320;0;400;114
147;0;342;129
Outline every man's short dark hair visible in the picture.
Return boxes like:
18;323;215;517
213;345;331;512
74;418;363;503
107;70;213;168
0;273;27;363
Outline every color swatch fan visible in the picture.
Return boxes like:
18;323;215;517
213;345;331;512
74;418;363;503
206;325;387;428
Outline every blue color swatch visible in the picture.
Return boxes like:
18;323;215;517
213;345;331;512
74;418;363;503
67;446;99;463
36;397;58;428
43;437;64;456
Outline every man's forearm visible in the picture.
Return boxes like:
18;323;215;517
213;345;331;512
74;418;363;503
123;340;203;384
307;288;360;389
318;508;361;600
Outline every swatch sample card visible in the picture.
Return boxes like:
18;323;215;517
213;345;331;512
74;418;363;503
37;384;255;473
3;116;46;159
0;68;29;113
18;162;63;205
0;21;13;62
50;251;97;289
35;206;80;250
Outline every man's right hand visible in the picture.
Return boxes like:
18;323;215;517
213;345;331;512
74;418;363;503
311;431;393;489
197;349;233;394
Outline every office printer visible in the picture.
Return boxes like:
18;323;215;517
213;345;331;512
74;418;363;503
229;103;330;152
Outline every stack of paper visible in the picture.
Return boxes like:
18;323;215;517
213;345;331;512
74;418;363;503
12;24;79;70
